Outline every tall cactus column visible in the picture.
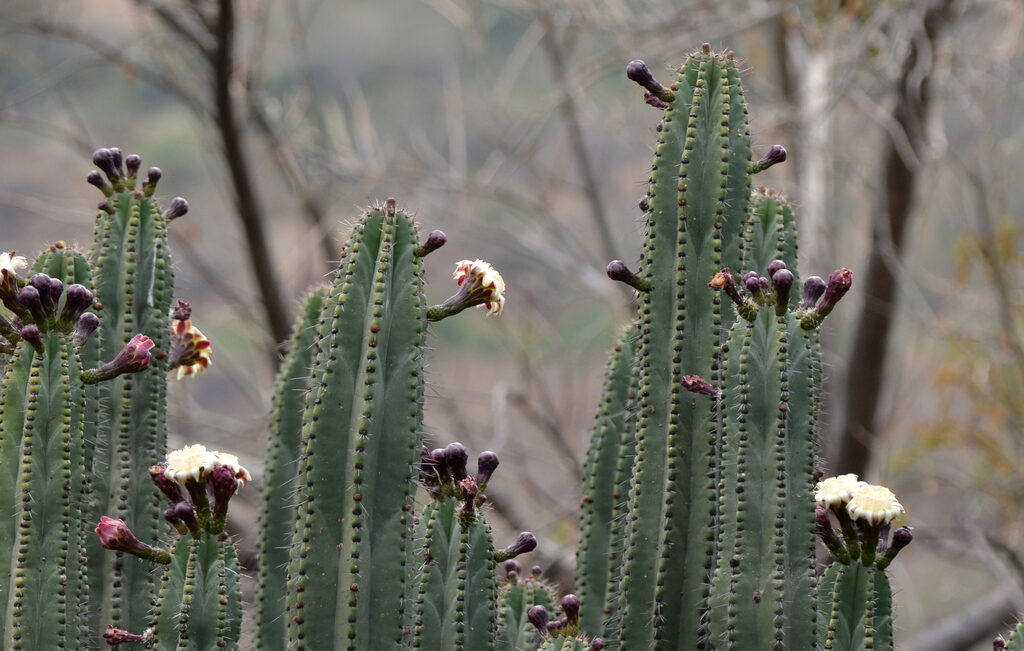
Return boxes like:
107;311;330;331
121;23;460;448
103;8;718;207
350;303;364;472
611;46;756;649
86;148;185;634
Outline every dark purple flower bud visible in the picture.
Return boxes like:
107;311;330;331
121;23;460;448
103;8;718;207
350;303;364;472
560;594;581;625
625;60;674;103
800;276;826;310
772;269;794;315
994;635;1007;649
62;284;94;323
86;170;112;196
638;196;650;212
97;201;115;215
495;531;537;562
92;148;120;181
531;565;542;577
73;312;100;347
143;167;162;196
163;507;181;525
743;272;761;295
109;148;125;176
414;230;447;257
590;639;606;650
527;605;550;636
815;268;853;317
750;145;787;173
149;464;184;504
82;334;154;383
163;197;189;220
429;447;450;485
681;374;719;398
767;259;787;279
876;526;913;570
125;154;142;178
476;451;499;486
174;501;199;533
103;625;148;646
171;299;193;321
208;464;239;531
30;273;60;312
643;92;670;109
504;560;521;578
19;324;43;353
443;442;469;481
607;260;651;293
95;516;170;564
17;286;47;324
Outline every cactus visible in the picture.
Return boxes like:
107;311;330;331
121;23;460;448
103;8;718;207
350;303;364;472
998;621;1024;650
254;287;327;649
85;148;183;635
410;443;535;650
497;562;557;651
96;444;249;649
0;250;149;650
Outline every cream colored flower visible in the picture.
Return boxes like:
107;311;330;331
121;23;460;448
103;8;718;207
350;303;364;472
209;450;252;487
0;252;27;277
164;444;217;484
814;473;864;508
170;319;212;380
452;259;506;316
846;483;906;526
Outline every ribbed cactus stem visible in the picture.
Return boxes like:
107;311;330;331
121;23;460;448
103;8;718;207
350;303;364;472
87;148;177;634
286;201;426;650
496;563;556;651
617;46;750;648
254;287;326;650
818;562;893;651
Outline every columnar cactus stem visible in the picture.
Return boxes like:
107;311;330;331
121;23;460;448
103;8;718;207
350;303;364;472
285;200;427;650
254;287;326;649
496;562;556;650
86;148;179;634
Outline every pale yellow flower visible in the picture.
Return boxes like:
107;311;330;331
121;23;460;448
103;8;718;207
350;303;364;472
164;444;217;484
209;450;252;487
170;319;212;380
0;251;27;277
846;483;906;526
814;473;864;508
452;259;506;316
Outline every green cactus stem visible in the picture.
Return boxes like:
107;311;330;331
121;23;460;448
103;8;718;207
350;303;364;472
285;199;427;650
818;563;893;651
574;327;636;635
86;147;181;635
254;287;326;650
615;44;753;649
497;562;557;651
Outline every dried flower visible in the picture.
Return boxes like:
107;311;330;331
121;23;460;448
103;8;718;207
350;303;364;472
169;317;212;380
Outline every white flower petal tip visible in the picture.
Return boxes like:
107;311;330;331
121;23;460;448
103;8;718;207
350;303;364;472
814;473;864;508
846;484;906;526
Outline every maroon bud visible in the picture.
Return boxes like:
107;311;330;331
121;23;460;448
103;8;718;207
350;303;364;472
208;464;239;530
643;91;670;109
171;299;193;321
767;259;787;279
800;276;826;310
19;324;43;353
772;269;794;314
496;531;537;562
681;374;719;398
815;268;853;317
92;148;120;181
103;625;148;646
638;196;650;212
73;312;100;347
109;148;125;176
531;565;542;577
414;230;447;257
62;284;94;323
560;594;581;624
86;170;110;194
443;442;469;481
163;507;181;525
750;145;787;173
97;201;114;214
163;197;189;220
590;639;606;650
504;560;521;577
626;60;674;103
17;285;47;323
146;167;162;186
476;451;499;486
174;501;199;533
607;260;651;293
149;464;184;505
429;448;450;484
95;516;170;564
82;334;154;383
994;635;1007;650
527;605;550;636
876;526;913;570
125;154;142;178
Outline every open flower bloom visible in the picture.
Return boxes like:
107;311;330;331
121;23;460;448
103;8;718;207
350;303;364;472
814;473;864;509
169;318;212;380
163;443;250;487
453;259;505;316
846;483;906;526
0;251;27;299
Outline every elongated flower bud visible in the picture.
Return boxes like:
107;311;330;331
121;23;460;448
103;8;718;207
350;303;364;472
82;334;154;383
626;60;674;103
62;284;95;324
73;312;100;347
475;451;499;486
607;260;651;293
95;516;171;564
495;531;537;562
414;230;447;257
800;276;826;310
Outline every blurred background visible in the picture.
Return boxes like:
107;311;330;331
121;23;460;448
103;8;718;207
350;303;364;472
1;0;1021;648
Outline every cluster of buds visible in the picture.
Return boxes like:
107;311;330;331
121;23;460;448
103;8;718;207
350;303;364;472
814;473;912;569
709;259;852;328
528;594;603;648
87;148;188;216
168;300;212;380
426;259;506;321
626;59;674;109
502;559;546;585
0;252;101;353
95;444;250;565
419;442;536;556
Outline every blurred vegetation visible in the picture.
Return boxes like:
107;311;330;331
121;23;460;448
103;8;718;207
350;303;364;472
1;0;1023;648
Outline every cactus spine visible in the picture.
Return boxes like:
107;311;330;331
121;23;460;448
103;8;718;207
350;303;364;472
86;148;181;634
254;287;326;649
